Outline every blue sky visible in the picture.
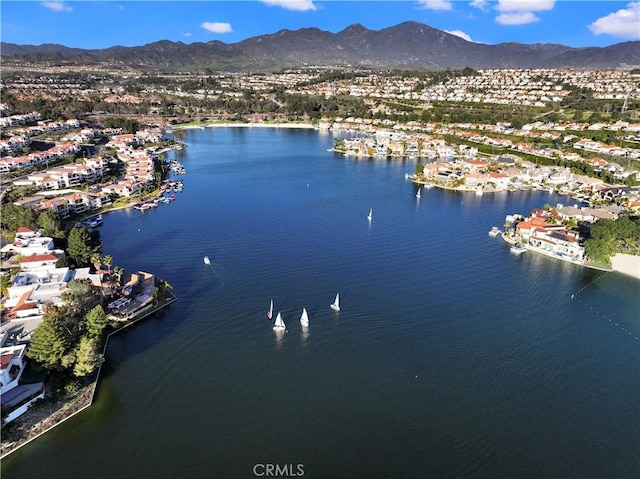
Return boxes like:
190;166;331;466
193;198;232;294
1;1;639;49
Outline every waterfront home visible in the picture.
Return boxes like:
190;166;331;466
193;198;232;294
511;208;586;263
0;344;27;395
488;172;511;190
101;181;139;197
528;229;585;262
516;216;564;237
37;197;70;218
0;382;45;425
106;271;156;321
1;320;45;427
464;172;490;187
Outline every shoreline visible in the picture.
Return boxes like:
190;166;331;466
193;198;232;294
177;121;315;130
610;253;640;280
0;291;178;459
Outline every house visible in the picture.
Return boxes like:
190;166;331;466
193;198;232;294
19;253;62;272
15;226;39;240
528;229;585;262
464;172;489;187
0;344;28;394
101;181;138;197
488;172;511;190
1;382;46;424
1;235;58;257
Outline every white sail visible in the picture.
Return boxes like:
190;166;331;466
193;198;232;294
273;312;286;330
367;208;372;221
416;188;421;198
300;308;309;327
203;256;211;265
330;293;340;312
267;299;273;320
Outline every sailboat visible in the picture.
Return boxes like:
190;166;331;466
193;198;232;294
330;293;340;312
273;312;286;331
416;188;421;198
267;299;273;320
367;208;372;221
203;256;211;266
300;308;309;327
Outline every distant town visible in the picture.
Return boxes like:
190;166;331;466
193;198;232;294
1;64;639;455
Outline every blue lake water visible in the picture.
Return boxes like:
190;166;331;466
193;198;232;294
3;127;639;478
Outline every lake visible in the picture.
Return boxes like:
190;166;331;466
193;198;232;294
2;127;638;478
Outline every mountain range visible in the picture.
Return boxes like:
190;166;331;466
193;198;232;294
2;21;639;72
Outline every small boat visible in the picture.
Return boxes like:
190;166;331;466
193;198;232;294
488;227;501;237
367;208;372;221
510;244;527;255
273;312;286;331
330;293;340;312
87;215;103;228
416;188;421;198
267;299;273;320
203;256;211;265
300;308;309;328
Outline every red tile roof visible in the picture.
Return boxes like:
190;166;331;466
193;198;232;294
19;253;60;263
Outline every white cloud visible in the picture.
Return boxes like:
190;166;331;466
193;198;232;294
496;12;540;25
496;0;555;12
41;1;73;13
201;22;233;34
184;33;192;38
260;0;317;11
589;2;640;39
470;0;489;12
418;0;453;11
445;30;473;42
493;0;553;25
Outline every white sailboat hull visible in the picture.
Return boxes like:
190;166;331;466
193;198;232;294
330;294;340;312
273;312;286;330
300;308;309;327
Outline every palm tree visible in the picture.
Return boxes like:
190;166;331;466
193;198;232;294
103;255;113;275
155;278;173;301
109;266;124;296
91;253;104;295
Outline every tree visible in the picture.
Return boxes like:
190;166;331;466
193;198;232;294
86;305;108;339
27;309;69;370
63;278;101;317
103;255;113;275
73;337;103;377
37;210;64;237
584;237;613;265
0;204;38;232
67;226;101;267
